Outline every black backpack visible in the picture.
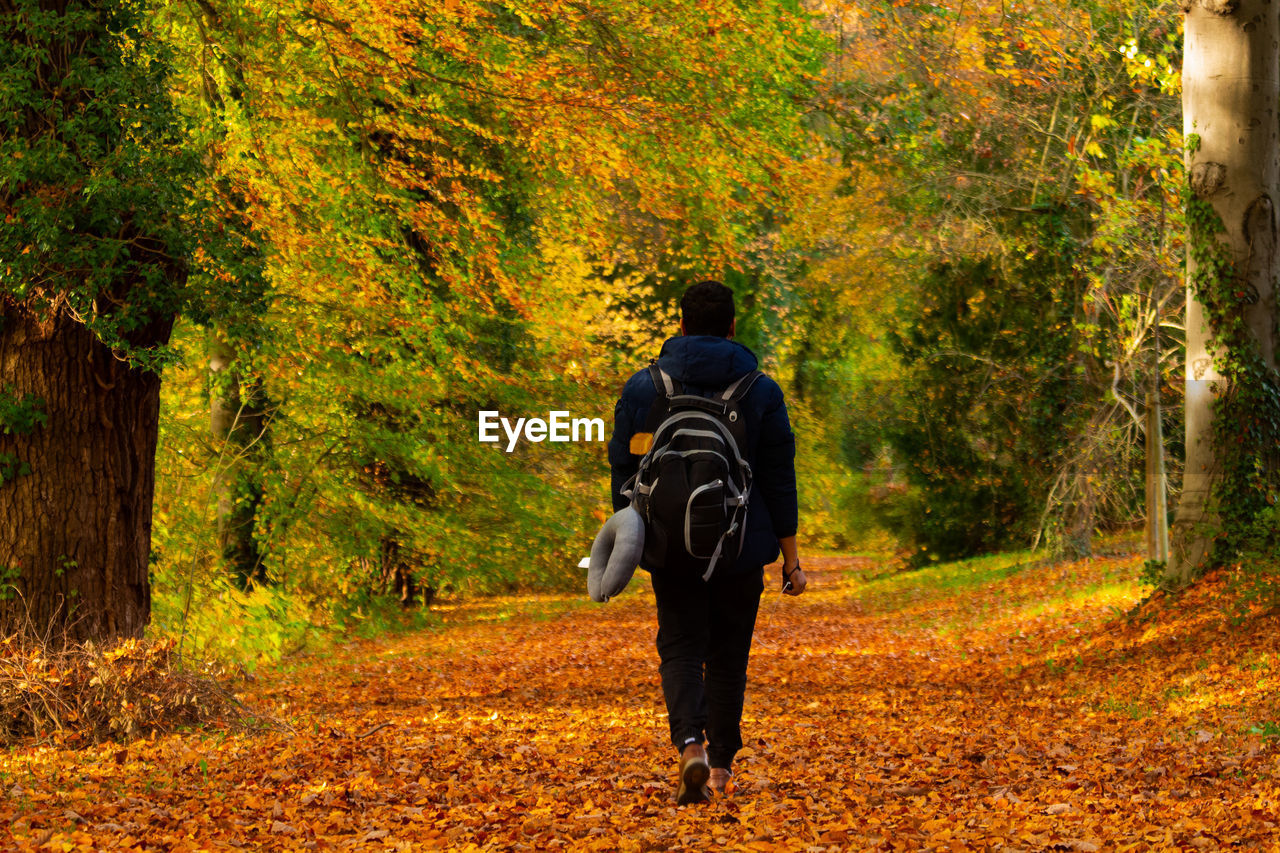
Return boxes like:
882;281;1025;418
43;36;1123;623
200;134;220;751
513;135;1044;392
621;363;762;581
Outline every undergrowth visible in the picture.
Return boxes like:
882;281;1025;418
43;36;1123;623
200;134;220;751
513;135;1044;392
0;633;276;745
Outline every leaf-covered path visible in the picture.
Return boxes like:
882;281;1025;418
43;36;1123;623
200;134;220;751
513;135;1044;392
9;553;1280;850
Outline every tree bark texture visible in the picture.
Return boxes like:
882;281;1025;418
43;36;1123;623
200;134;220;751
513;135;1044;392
0;303;165;639
1172;0;1280;582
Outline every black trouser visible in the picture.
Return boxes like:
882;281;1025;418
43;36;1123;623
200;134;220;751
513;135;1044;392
650;565;764;772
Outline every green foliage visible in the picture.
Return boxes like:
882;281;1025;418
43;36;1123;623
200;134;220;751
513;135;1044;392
0;0;209;365
0;455;31;487
1138;558;1167;589
0;387;46;487
787;0;1184;566
150;570;314;670
0;388;47;436
1249;720;1280;739
874;212;1089;562
0;564;19;601
1223;501;1280;614
329;588;440;641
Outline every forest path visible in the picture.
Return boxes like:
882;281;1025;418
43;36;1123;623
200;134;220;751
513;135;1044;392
7;552;1280;850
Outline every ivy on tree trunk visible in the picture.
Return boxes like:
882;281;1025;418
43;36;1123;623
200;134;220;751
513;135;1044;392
1170;0;1280;584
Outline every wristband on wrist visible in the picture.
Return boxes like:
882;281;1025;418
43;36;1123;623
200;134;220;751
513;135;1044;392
783;562;801;587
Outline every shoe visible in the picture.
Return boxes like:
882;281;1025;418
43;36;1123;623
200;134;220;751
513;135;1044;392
709;767;732;795
675;743;712;805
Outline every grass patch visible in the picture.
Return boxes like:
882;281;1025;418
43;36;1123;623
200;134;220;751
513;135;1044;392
849;546;1144;642
1093;696;1152;719
857;549;1044;601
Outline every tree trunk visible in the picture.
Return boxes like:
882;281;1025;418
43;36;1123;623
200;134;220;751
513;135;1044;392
378;533;418;608
1061;465;1096;560
1145;392;1170;563
209;333;268;588
1169;0;1280;583
0;304;167;640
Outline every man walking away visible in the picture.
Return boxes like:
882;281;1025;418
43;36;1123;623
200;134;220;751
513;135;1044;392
608;280;806;804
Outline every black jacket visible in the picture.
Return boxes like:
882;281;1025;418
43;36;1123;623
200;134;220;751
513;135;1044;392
608;335;798;574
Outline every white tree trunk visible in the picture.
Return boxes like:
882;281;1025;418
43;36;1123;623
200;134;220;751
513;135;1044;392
1170;0;1280;583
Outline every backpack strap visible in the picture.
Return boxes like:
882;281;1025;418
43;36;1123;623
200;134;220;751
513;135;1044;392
721;370;763;402
648;363;682;398
701;511;746;582
718;370;762;453
641;363;677;437
619;469;639;501
651;363;761;405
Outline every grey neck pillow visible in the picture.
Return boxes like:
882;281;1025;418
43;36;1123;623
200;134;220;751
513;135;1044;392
587;506;644;602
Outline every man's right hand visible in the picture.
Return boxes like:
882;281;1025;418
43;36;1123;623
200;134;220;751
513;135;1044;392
782;562;807;596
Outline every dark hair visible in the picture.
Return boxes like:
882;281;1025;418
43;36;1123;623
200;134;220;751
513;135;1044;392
680;280;735;337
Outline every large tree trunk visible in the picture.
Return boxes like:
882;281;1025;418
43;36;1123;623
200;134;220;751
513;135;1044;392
1169;0;1280;583
0;305;167;640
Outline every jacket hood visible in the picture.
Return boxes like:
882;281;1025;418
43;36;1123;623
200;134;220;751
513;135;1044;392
656;335;759;388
